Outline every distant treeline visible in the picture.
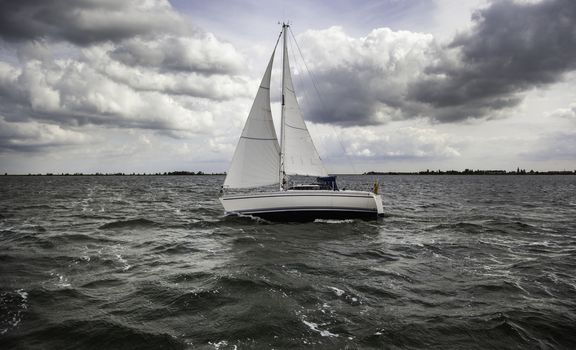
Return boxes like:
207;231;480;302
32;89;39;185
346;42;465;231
4;169;575;176
364;169;575;175
3;171;226;176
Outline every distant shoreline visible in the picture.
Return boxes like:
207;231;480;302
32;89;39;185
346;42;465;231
1;171;225;176
2;170;574;176
363;170;575;175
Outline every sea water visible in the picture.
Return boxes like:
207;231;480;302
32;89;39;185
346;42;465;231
1;175;575;349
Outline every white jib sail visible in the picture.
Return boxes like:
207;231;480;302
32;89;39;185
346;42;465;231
223;50;280;188
282;39;328;177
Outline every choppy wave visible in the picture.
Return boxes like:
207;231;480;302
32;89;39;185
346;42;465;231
1;175;575;348
99;218;159;229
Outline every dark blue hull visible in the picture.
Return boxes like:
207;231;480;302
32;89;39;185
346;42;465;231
228;209;380;222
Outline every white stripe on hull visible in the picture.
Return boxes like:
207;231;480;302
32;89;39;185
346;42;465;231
220;190;383;219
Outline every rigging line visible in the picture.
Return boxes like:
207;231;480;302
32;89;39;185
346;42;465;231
288;27;358;174
287;33;309;121
273;27;283;52
288;27;327;110
287;36;317;132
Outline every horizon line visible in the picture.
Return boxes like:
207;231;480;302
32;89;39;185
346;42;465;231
2;169;575;176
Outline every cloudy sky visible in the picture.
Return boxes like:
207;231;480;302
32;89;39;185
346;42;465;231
0;0;575;174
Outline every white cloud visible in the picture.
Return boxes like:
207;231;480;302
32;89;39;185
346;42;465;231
294;26;438;125
547;103;576;121
431;0;487;40
0;116;88;152
0;0;254;154
94;45;253;101
3;59;214;132
18;62;61;112
0;32;253;138
311;123;461;161
109;34;245;74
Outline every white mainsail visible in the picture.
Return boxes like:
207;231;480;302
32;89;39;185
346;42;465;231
223;50;280;188
281;36;328;177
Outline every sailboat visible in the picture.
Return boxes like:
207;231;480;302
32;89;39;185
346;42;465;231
220;23;384;222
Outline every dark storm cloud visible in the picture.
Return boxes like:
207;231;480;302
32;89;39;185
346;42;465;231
301;71;379;126
0;0;186;46
299;0;576;126
408;0;576;121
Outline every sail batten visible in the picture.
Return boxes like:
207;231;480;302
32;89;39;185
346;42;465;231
240;136;277;141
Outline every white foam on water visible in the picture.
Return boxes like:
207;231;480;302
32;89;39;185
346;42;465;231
328;286;345;297
302;320;338;338
111;245;132;271
314;219;354;224
328;286;362;305
320;302;330;314
209;340;237;349
115;254;132;271
0;289;29;335
16;289;28;300
51;272;71;288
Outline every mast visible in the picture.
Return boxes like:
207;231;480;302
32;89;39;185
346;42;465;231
279;22;288;190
